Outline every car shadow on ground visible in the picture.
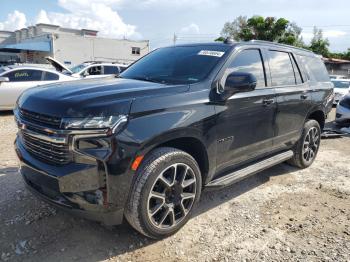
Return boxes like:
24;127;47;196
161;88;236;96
0;110;13;116
0;162;300;262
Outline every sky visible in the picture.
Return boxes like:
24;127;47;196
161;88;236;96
0;0;350;52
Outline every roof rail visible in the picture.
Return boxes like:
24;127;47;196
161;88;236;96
248;40;312;53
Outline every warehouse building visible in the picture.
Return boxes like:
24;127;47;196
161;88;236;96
0;23;149;66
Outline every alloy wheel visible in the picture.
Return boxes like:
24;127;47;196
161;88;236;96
147;163;197;229
302;127;320;163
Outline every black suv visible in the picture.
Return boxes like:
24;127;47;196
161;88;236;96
14;40;333;239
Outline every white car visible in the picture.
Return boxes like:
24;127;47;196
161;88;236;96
46;57;128;79
0;66;73;110
331;79;350;105
336;94;350;126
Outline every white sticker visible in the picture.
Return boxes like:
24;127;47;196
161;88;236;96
198;50;225;57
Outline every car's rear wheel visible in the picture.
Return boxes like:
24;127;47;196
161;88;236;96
125;147;202;239
288;119;321;168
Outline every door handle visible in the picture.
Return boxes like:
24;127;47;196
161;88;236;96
301;94;308;100
262;98;274;106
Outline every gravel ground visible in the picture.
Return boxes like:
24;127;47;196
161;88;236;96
0;109;349;262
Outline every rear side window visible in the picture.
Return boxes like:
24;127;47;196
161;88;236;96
290;55;303;84
4;69;43;82
104;66;119;74
229;49;266;88
298;55;329;82
268;51;296;86
43;71;59;81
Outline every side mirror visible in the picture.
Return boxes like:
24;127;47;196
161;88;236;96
224;72;257;94
82;71;89;77
0;76;9;83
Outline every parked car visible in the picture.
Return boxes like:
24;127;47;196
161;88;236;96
46;57;128;79
331;79;350;104
14;40;333;239
335;93;350;126
329;74;347;80
0;66;73;111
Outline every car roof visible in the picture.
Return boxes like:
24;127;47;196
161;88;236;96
171;40;316;57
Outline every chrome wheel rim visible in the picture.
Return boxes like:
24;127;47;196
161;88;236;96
303;127;320;163
147;163;197;229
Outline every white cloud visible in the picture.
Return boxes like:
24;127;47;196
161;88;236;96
302;30;348;43
180;23;200;35
35;0;139;39
36;10;51;24
323;30;347;38
0;1;139;39
0;10;27;31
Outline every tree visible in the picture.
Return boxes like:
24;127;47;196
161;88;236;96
309;27;330;57
220;15;304;47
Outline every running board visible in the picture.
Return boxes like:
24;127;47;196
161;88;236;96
206;150;294;188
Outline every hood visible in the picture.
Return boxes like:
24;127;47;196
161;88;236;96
18;77;189;117
46;56;72;73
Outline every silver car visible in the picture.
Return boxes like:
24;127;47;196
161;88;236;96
336;93;350;126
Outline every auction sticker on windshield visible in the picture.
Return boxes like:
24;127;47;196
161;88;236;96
198;50;225;57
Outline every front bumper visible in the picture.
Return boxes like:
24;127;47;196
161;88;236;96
15;139;124;225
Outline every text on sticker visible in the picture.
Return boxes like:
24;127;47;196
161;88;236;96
198;50;225;57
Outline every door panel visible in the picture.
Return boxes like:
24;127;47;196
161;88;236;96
215;88;276;173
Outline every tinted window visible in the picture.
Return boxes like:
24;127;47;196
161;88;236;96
121;45;229;85
268;51;296;86
229;49;266;88
119;66;127;73
298;55;329;82
290;54;303;84
332;80;350;88
43;71;59;81
4;69;42;82
104;66;119;74
87;66;102;76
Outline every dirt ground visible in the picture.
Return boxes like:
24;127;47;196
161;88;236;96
0;109;349;262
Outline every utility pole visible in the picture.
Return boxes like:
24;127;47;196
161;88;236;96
173;33;177;46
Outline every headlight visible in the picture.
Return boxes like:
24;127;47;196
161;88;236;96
62;115;127;132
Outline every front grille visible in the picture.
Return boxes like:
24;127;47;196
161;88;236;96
21;132;71;165
20;108;62;128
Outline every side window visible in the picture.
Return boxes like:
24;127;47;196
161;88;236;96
43;72;59;81
268;51;296;86
290;54;303;85
298;55;329;82
87;66;102;75
4;69;43;82
228;49;266;88
104;66;119;75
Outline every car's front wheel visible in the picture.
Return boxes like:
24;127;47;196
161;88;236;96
125;147;202;239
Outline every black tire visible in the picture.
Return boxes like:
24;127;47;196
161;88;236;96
288;119;321;168
124;147;202;239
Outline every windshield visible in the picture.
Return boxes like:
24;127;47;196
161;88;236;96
332;80;350;88
70;64;87;74
120;45;230;84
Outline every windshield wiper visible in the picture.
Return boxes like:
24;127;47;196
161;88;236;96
131;76;166;84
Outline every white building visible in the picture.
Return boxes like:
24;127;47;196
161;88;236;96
0;24;149;66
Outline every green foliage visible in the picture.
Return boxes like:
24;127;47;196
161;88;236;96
221;15;304;47
309;27;330;57
220;15;349;60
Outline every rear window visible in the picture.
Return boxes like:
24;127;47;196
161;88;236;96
268;51;296;86
43;71;59;81
298;55;329;82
